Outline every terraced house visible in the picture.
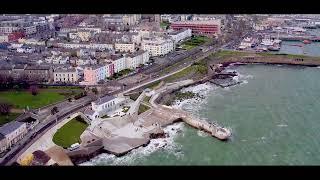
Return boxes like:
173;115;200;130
53;68;78;83
0;121;28;153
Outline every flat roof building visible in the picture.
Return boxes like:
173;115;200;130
171;20;221;36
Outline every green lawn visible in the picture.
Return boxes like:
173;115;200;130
52;116;88;148
145;80;161;90
128;92;141;101
138;104;150;115
181;44;195;50
159;58;192;76
210;50;249;59
160;21;170;29
143;96;151;104
163;63;207;83
0;113;20;126
0;88;81;109
181;36;210;50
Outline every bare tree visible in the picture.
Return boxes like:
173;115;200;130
91;87;98;94
29;85;39;96
51;106;59;115
0;102;12;115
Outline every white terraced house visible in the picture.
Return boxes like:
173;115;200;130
142;37;174;57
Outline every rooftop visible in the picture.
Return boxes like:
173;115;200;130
84;64;105;70
0;121;25;136
25;65;51;70
94;95;116;105
171;20;221;25
127;50;146;58
84;108;95;116
13;64;27;69
0;64;13;70
54;68;76;73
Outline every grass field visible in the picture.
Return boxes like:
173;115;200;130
128;92;141;101
0;113;20;126
163;63;208;83
145;80;161;90
52;116;88;148
210;50;249;59
181;36;210;50
138;104;150;115
101;114;110;118
160;21;170;29
143;96;151;104
0;88;82;110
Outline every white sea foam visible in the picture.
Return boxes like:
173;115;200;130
80;123;185;166
233;75;239;81
172;83;216;111
317;66;320;69
242;80;248;84
197;130;209;137
277;124;288;127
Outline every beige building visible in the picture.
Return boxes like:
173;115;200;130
0;35;9;43
142;37;174;57
123;14;141;26
0;121;28;153
115;43;135;53
53;68;78;83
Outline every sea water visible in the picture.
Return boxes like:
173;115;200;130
83;64;320;165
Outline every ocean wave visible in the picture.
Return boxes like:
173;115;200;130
242;80;248;84
173;83;216;112
197;130;209;137
237;72;253;80
80;123;185;166
277;124;288;127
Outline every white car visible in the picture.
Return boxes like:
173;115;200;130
68;143;80;151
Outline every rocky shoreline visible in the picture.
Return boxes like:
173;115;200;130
157;65;242;106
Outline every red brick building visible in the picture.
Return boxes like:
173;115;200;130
8;31;25;42
170;20;221;36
